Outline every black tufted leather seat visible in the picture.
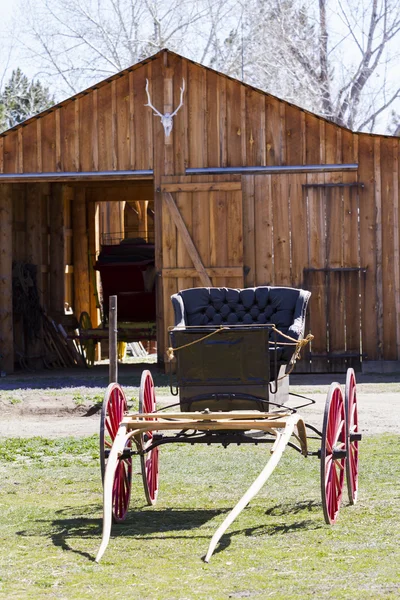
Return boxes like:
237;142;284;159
170;286;311;411
171;286;311;363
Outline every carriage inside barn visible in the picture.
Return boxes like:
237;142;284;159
0;48;399;374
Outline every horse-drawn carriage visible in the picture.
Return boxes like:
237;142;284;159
96;286;360;562
77;237;157;365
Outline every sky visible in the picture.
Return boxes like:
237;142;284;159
0;0;399;134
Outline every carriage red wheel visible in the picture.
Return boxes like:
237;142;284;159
139;370;159;505
345;368;359;504
320;383;346;525
100;383;132;522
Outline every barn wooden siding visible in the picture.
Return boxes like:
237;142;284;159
0;50;399;371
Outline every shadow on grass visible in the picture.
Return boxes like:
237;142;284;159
206;500;324;559
208;517;323;558
265;499;321;516
16;500;323;562
16;506;230;561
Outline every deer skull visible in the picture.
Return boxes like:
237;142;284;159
144;78;185;137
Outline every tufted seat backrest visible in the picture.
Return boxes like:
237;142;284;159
171;286;311;344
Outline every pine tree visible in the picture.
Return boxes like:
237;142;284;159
0;69;55;132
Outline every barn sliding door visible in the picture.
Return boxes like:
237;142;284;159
160;175;244;346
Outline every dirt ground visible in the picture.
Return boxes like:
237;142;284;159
0;363;400;437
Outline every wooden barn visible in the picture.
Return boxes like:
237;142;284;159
0;48;399;374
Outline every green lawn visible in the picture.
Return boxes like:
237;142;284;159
0;435;399;599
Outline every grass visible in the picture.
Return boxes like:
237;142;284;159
0;434;399;599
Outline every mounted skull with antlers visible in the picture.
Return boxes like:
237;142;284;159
145;78;185;138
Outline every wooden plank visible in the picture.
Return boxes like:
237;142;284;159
358;133;377;361
319;120;326;164
150;57;166;362
98;83;113;171
41;112;56;172
380;136;396;359
49;184;67;313
17;129;23;173
206;69;221;167
78;94;94;172
242;175;256;287
285;104;302;165
111;80;118;170
92;90;99;171
219;77;227;167
245;89;266;166
21;121;37;173
255;174;274;285
306;171;327;370
266;96;281;166
163;67;174;173
0;184;13;372
305;113;321;164
12;185;25;262
25;183;43;367
161;182;241;192
227;188;244;287
0;137;3;173
272;174;291;286
280;103;286;165
162;267;243;278
176;187;194;292
374;137;383;360
26;184;43;266
342;167;361;361
55;109;62;171
173;57;188;174
210;189;228;287
36;120;42;173
226;79;243;167
128;71;135;170
394;139;400;360
133;63;153;171
289;173;308;287
60;101;77;172
85;182;153;203
188;62;207;168
87;199;101;331
72;187;90;317
191;175;210;285
3;132;17;173
74;99;80;172
324;122;338;164
39;183;50;308
163;191;211;287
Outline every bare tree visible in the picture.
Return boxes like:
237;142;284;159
15;0;242;96
238;0;400;132
11;0;400;133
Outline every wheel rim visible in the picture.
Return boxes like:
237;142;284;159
345;368;359;504
100;383;132;522
320;383;346;525
79;311;95;368
139;370;159;505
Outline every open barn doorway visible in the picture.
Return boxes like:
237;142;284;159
69;178;157;366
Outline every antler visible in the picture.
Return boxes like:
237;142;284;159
144;79;163;118
170;79;186;117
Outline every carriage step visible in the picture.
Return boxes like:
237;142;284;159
350;433;362;442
